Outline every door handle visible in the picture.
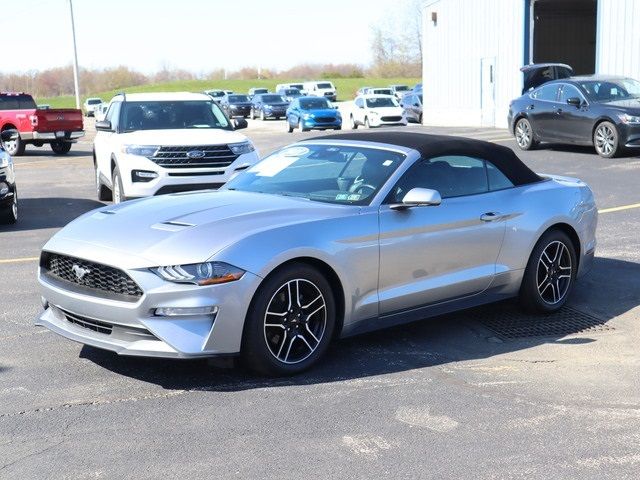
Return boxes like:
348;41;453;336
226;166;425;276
556;108;563;115
480;212;503;222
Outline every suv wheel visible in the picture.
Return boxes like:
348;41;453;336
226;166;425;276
95;166;112;201
112;166;126;204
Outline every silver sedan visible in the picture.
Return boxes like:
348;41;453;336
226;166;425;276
36;132;597;375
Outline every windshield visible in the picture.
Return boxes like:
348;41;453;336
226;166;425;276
87;99;102;105
224;144;405;206
578;79;640;102
395;86;409;91
252;88;268;94
317;83;333;89
290;84;304;90
228;95;249;102
284;89;301;96
300;98;330;109
207;91;225;97
121;100;230;132
366;97;398;108
373;89;393;95
261;95;285;103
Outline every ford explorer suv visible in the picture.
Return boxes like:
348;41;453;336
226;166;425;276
303;81;337;102
93;92;258;203
0;92;84;156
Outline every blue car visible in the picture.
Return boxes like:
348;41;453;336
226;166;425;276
286;97;342;132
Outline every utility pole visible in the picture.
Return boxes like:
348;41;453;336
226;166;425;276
68;0;81;109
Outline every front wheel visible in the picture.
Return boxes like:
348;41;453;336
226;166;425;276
112;166;126;204
593;121;620;158
365;117;372;128
514;118;538;150
250;109;256;120
350;114;358;129
242;264;336;376
287;118;294;133
260;109;265;121
0;190;18;224
519;229;577;313
2;133;25;156
50;141;72;155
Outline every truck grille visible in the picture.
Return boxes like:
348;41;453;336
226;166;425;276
149;145;239;169
41;252;143;301
381;116;403;122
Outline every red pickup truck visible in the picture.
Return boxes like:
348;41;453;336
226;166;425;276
0;92;84;156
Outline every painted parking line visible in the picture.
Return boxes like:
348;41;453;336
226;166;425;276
0;256;39;264
599;202;640;214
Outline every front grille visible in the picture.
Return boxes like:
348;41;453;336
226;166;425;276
41;252;143;301
323;92;334;96
315;117;335;123
149;145;239;169
381;116;403;122
63;309;113;335
155;183;224;195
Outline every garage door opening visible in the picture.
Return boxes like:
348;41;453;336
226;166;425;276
531;0;597;75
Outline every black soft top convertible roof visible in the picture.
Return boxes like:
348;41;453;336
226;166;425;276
313;132;541;186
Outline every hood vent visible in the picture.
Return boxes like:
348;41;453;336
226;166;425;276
151;220;196;232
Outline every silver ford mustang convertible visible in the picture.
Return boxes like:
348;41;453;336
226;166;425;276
37;132;597;375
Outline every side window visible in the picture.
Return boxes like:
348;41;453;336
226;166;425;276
355;98;363;108
387;155;489;202
560;84;583;103
486;162;514;191
532;84;560;102
104;101;121;130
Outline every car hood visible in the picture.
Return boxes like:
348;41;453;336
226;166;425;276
229;102;252;107
368;106;404;115
44;191;355;270
305;108;338;116
117;128;249;145
599;98;640;114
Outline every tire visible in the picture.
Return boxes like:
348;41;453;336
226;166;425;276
250;109;256;120
287;118;294;133
350;114;358;130
519;229;577;314
365;117;372;129
95;165;112;201
112;166;126;204
298;119;308;132
241;263;336;376
50;141;72;155
2;132;25;156
514;118;538;150
418;113;423;124
0;189;18;224
593;121;620;158
260;109;265;121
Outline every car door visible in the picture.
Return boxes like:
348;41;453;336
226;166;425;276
378;155;507;315
527;83;562;140
93;101;122;187
555;83;592;143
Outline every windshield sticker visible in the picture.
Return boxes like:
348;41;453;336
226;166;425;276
248;154;298;177
280;146;310;157
382;160;394;167
335;193;349;201
347;194;362;201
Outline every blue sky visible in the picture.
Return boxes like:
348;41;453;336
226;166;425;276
4;0;404;73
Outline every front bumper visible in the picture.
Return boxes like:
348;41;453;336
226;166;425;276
228;106;251;117
118;151;259;198
262;109;287;118
368;116;407;127
36;264;263;358
302;118;342;130
618;123;640;148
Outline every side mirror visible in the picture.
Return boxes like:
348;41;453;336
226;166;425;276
0;129;19;141
234;118;248;130
95;120;112;132
566;97;582;107
391;188;442;210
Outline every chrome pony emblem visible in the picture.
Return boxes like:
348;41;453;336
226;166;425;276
72;264;90;280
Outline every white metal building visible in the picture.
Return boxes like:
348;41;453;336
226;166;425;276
422;0;640;128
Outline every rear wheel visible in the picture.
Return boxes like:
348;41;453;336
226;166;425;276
515;118;538;150
50;141;72;155
242;263;336;376
519;229;577;313
112;166;126;204
2;133;25;156
0;190;18;224
593;121;620;158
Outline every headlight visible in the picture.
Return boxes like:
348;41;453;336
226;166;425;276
263;104;272;109
153;262;245;286
619;113;640;124
229;142;255;155
122;145;160;156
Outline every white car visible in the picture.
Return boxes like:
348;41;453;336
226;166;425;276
365;88;393;96
275;82;304;93
389;84;410;99
303;81;337;102
94;103;109;122
93;92;259;204
83;97;103;117
350;95;408;129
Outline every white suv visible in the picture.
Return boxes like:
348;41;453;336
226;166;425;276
93;92;259;203
350;95;407;129
302;81;337;102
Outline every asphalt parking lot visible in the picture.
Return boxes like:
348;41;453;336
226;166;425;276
1;117;639;479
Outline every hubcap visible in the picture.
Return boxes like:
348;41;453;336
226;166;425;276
536;241;572;305
516;120;531;148
595;125;615;155
4;139;16;153
263;279;326;365
11;193;17;220
113;178;121;204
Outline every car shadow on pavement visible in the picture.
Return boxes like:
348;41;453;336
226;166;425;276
0;197;104;232
79;256;639;391
536;143;639;158
16;149;92;158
